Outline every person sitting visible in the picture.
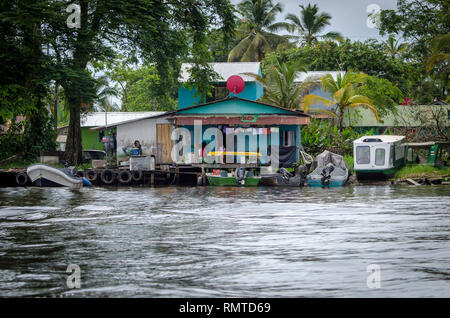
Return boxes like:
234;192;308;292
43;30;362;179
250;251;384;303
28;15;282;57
132;140;142;156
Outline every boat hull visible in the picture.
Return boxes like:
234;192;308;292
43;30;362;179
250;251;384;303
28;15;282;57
26;164;83;188
306;176;347;187
207;175;260;186
260;174;302;187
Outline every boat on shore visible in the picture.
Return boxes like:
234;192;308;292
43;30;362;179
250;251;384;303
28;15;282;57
260;167;307;187
26;164;87;188
206;167;260;186
353;135;406;179
306;151;349;187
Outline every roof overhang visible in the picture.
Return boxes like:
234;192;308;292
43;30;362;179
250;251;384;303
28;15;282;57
173;115;310;126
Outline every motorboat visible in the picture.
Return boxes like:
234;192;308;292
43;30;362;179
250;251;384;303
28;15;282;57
306;151;349;187
26;164;90;188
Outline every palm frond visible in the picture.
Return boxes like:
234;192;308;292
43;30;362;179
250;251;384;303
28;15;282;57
348;102;380;122
228;35;253;62
301;94;333;113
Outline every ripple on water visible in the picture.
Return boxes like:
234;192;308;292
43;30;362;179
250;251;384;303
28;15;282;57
0;185;449;297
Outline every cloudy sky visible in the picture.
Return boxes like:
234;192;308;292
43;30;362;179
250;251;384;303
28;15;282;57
230;0;398;41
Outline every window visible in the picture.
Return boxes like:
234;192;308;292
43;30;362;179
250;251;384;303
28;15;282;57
375;148;385;166
206;84;229;103
356;146;370;164
390;145;394;165
282;131;295;146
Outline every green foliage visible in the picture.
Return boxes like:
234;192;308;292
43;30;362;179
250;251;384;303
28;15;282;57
105;62;177;111
207;28;238;62
395;165;450;179
302;72;380;150
263;40;413;94
300;118;373;156
379;0;449;102
1;0;236;165
228;0;287;61
244;58;312;108
344;154;354;174
379;0;449;60
357;76;404;118
0;107;56;161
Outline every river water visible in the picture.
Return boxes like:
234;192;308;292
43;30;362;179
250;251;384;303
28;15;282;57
0;185;449;297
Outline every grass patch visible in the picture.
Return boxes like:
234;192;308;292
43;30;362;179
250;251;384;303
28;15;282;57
0;159;64;170
0;159;36;169
76;163;92;170
344;155;354;174
395;165;450;180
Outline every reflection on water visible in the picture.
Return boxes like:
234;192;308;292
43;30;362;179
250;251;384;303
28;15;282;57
0;185;449;297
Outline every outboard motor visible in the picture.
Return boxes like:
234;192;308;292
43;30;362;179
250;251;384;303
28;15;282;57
235;167;246;185
320;164;335;186
279;168;292;183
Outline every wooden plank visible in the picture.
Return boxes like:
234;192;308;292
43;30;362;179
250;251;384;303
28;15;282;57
156;124;174;163
0;153;21;166
405;178;421;185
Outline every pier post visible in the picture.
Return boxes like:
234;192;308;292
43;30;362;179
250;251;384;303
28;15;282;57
175;165;180;186
201;164;206;186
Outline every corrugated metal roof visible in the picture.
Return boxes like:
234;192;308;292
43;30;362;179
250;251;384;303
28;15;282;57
179;62;261;83
295;71;346;83
79;112;165;127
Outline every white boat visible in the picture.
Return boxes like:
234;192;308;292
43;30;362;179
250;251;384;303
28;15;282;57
353;135;406;178
26;164;83;188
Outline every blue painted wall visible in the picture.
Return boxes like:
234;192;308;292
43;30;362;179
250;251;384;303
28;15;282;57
301;87;336;111
178;81;264;109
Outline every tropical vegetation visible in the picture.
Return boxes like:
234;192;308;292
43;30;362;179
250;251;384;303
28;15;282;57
0;0;448;165
228;0;287;62
301;72;380;147
282;3;342;45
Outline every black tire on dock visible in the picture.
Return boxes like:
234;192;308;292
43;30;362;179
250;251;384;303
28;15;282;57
119;170;132;185
131;170;143;182
100;169;116;185
86;169;98;182
76;170;85;178
16;172;29;186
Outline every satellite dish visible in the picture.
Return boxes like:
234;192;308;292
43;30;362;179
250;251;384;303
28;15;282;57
226;75;245;96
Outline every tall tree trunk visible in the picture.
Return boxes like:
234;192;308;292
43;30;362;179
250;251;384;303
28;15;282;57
53;83;58;129
64;95;83;165
64;1;89;166
338;105;344;150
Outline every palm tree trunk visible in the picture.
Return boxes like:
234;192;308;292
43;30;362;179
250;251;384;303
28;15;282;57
338;105;344;150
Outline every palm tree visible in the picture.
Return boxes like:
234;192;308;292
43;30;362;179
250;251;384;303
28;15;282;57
228;0;287;62
426;33;450;73
302;72;380;147
382;35;408;59
283;3;342;46
426;33;450;99
244;59;317;109
94;77;120;112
